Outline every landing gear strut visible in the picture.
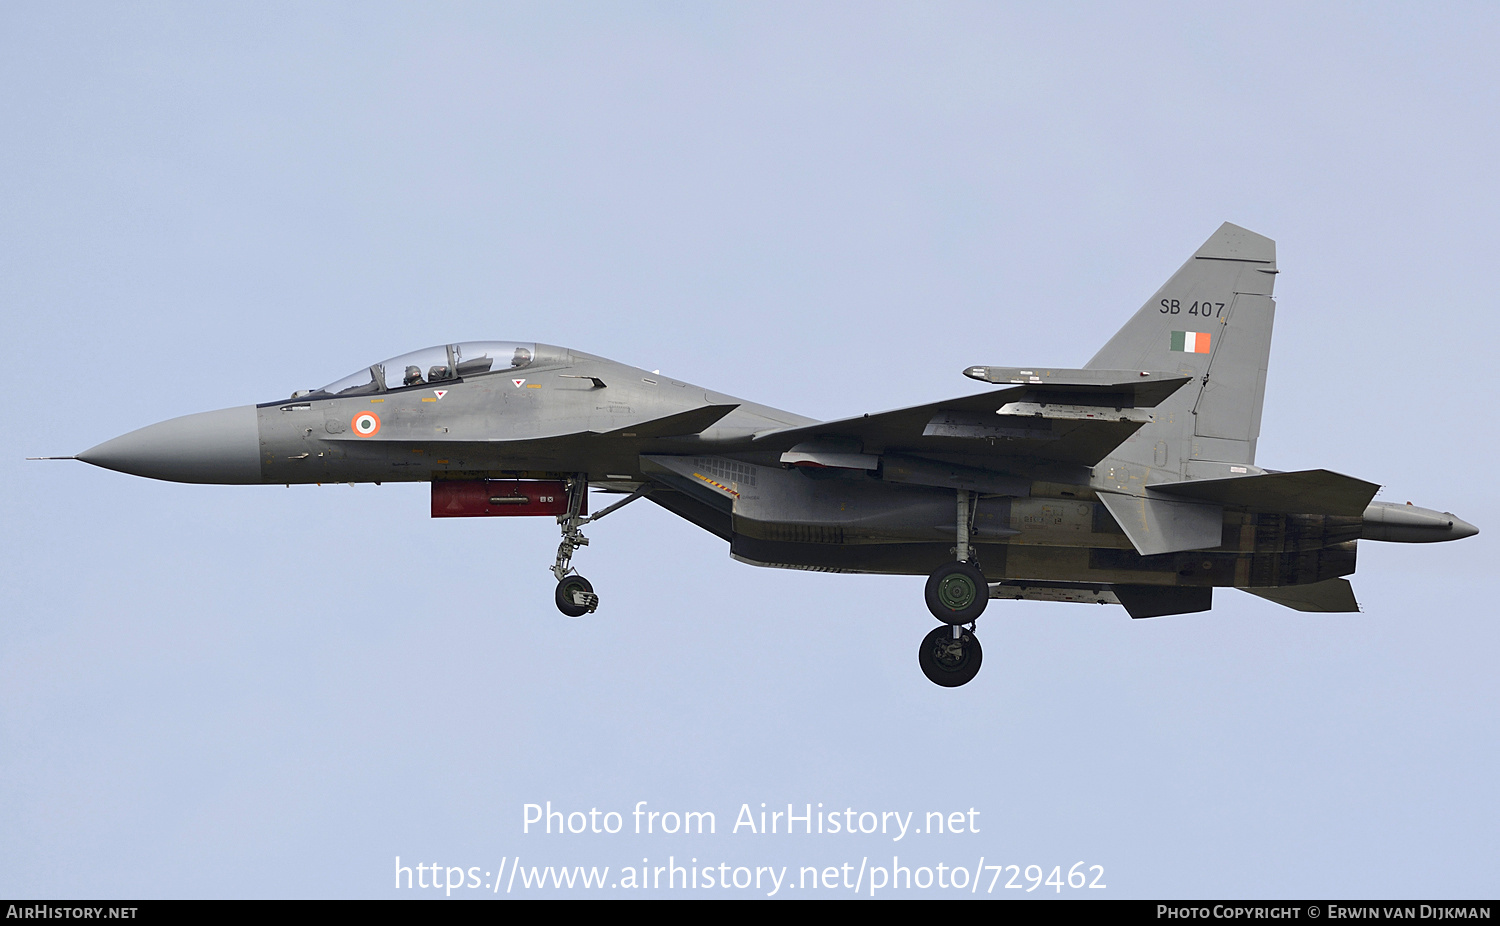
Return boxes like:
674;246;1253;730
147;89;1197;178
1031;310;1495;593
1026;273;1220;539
549;476;647;617
919;488;990;686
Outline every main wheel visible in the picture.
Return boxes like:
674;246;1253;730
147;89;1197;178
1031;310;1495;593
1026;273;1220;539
555;575;597;617
925;560;989;623
918;625;983;687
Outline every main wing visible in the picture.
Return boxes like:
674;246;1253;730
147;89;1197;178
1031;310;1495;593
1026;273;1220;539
748;369;1192;468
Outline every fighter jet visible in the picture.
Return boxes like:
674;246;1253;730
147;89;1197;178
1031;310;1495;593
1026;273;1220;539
50;224;1477;686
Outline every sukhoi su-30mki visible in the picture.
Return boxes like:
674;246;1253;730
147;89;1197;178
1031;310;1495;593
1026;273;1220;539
55;224;1478;686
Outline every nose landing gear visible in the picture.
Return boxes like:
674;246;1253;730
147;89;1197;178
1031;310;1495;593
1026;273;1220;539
549;476;647;617
550;475;594;615
555;574;597;618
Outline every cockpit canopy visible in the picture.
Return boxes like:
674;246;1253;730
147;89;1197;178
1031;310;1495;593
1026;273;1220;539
306;342;537;398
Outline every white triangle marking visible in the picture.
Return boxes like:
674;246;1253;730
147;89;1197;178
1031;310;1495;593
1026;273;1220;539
433;389;447;399
512;379;526;387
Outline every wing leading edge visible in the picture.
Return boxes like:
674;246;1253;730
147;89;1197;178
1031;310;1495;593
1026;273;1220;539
749;370;1192;468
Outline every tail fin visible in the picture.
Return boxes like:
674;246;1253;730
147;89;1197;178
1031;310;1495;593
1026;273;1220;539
1087;223;1277;471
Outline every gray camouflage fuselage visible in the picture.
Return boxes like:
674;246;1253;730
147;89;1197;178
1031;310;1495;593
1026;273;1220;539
72;224;1478;619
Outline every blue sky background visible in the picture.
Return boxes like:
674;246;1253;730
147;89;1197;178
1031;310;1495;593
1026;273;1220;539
2;2;1496;898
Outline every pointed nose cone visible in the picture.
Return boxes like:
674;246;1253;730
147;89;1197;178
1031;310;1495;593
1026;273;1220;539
78;405;262;484
1449;516;1479;540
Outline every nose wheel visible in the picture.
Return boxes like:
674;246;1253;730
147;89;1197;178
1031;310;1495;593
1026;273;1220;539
550;475;596;616
546;477;648;617
555;574;598;617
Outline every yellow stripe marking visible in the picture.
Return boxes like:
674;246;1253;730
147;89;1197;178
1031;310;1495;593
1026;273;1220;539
692;472;739;497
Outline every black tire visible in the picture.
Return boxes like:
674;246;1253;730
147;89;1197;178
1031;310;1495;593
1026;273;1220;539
924;560;989;624
918;625;983;687
555;575;595;617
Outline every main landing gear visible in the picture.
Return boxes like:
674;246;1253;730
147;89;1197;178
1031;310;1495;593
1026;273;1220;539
918;489;988;687
550;475;647;618
919;624;983;688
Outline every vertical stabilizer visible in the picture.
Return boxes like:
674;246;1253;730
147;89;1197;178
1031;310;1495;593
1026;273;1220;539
1087;223;1277;472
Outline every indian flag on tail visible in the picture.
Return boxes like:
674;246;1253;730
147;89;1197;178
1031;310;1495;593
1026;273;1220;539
1170;330;1211;354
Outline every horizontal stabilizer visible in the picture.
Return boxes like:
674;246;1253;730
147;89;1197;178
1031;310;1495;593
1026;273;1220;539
599;404;740;438
1150;469;1379;516
1241;578;1360;613
962;367;1192;407
1097;489;1223;555
1114;585;1214;619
